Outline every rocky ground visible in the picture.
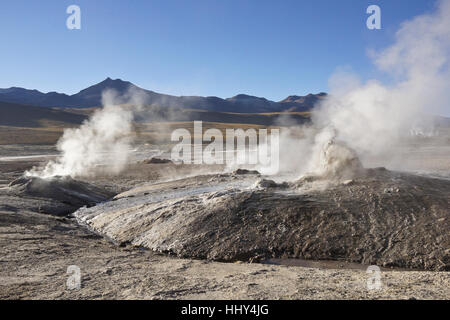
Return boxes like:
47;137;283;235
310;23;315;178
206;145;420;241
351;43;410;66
0;147;449;300
1;209;449;300
74;168;449;271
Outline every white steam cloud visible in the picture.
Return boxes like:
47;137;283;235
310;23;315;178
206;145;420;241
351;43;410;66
26;88;149;178
287;0;450;180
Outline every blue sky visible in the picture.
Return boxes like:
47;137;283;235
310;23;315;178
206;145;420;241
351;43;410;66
0;0;436;100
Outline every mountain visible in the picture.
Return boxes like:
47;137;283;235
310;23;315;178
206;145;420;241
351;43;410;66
0;78;327;113
0;87;71;107
279;93;327;111
0;78;134;108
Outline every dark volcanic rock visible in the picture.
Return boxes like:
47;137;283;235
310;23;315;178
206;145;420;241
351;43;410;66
142;158;173;164
74;170;450;271
233;169;260;175
6;176;114;215
255;179;289;189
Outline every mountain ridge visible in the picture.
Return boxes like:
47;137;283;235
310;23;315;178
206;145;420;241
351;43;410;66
0;78;327;113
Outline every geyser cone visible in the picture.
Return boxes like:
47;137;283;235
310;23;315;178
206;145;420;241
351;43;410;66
299;135;364;184
8;175;114;214
317;139;363;179
74;171;450;271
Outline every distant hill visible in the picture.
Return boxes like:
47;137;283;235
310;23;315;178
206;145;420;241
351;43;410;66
0;101;87;128
0;78;327;113
135;106;310;126
0;98;311;130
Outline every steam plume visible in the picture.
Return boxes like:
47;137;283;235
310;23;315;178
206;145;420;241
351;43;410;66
294;0;450;180
26;88;148;178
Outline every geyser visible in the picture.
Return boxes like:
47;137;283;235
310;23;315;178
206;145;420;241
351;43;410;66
26;87;149;179
299;127;363;182
279;0;450;180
